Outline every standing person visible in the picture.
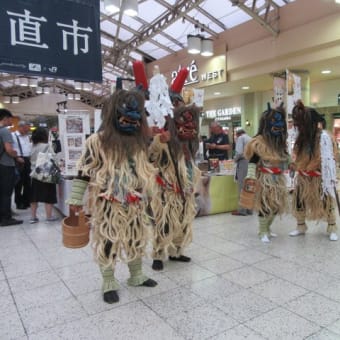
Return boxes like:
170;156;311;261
12;120;32;210
232;127;252;216
30;127;58;223
243;103;289;243
205;122;231;160
67;88;158;304
289;100;338;241
0;109;23;227
150;104;201;271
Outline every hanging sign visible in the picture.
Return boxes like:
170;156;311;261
0;0;102;82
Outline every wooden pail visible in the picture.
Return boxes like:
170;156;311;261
62;210;90;248
239;178;257;210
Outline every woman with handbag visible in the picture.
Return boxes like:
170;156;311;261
29;127;58;223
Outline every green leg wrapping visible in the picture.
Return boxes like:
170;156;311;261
327;205;337;233
296;210;308;232
258;216;270;237
267;214;275;233
100;265;120;293
127;258;148;286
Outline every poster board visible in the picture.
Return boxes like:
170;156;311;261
58;111;90;176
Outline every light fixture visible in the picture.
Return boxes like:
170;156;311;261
83;83;91;91
321;70;331;74
201;38;213;57
74;93;81;100
19;77;28;86
104;0;120;14
214;92;221;96
335;0;340;4
187;34;201;55
245;119;251;127
43;87;50;94
74;82;82;90
122;0;138;16
241;86;250;90
12;96;20;104
29;78;38;87
36;86;43;94
3;96;10;103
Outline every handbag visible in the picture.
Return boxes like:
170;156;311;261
31;147;61;184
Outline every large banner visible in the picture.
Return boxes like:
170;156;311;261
286;69;301;115
0;0;102;82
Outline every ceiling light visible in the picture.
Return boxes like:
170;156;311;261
74;93;81;100
321;70;331;74
19;77;28;86
3;96;10;103
12;96;20;104
36;86;43;94
83;83;91;91
43;87;50;94
335;0;340;4
29;78;38;87
187;35;201;54
201;38;213;57
214;92;221;95
74;82;82;90
241;86;250;90
122;0;138;17
104;0;120;14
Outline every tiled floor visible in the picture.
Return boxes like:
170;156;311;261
2;207;340;340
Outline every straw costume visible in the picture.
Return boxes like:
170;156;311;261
147;68;200;271
244;103;289;243
289;100;338;241
67;87;158;304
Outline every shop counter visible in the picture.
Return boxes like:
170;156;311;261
196;173;238;216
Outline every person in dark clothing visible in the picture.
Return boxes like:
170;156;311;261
0;109;23;226
205;122;231;160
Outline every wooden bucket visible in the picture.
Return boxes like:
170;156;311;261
62;210;90;248
239;178;257;210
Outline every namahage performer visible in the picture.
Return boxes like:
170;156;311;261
149;103;201;270
67;88;158;304
243;103;290;243
289;100;338;241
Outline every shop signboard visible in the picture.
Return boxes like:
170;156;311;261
0;0;102;82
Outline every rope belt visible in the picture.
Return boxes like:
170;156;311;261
99;192;142;204
298;170;321;177
258;166;282;174
156;174;181;193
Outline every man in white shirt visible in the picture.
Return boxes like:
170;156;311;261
12;120;32;209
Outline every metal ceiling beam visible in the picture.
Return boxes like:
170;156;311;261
230;0;280;36
112;0;206;72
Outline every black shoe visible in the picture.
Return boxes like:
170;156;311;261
152;260;164;271
0;218;23;227
103;290;119;304
139;278;157;287
169;255;191;262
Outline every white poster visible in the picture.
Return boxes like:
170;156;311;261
193;88;205;107
273;76;286;108
58;112;90;176
286;69;301;115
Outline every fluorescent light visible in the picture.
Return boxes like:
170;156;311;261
214;92;221;95
241;86;250;90
321;70;331;74
74;82;82;90
335;0;340;4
